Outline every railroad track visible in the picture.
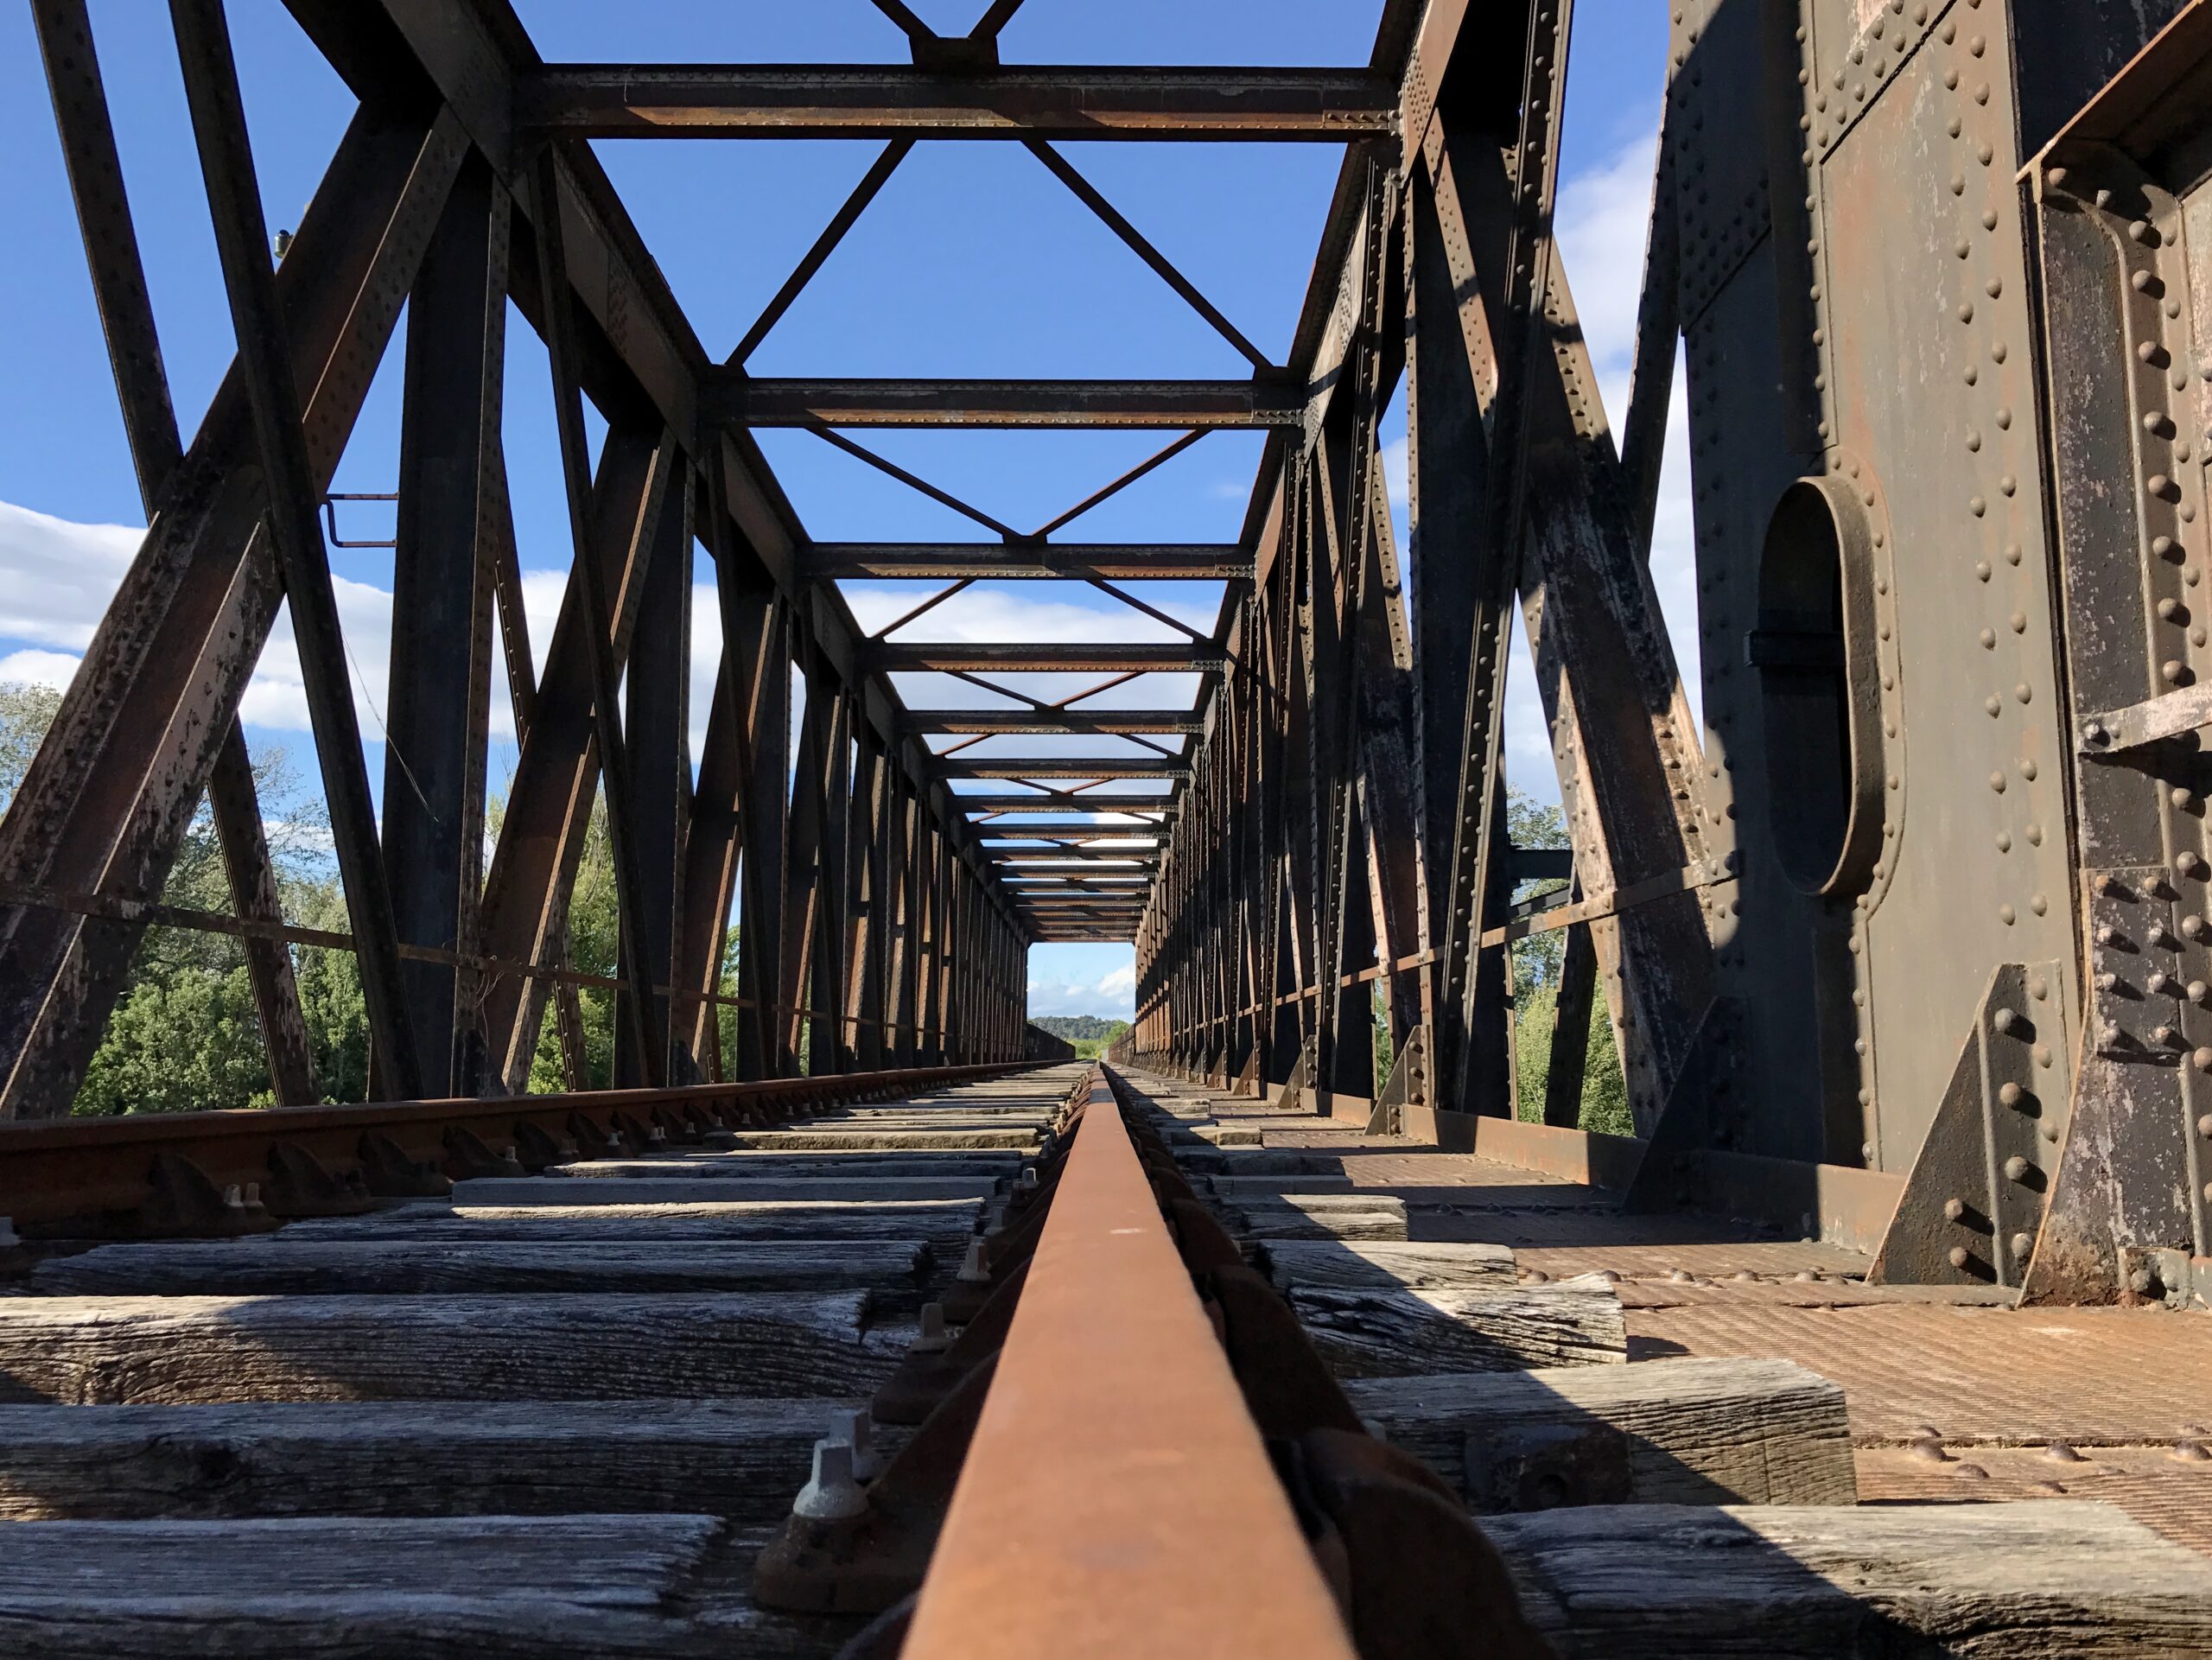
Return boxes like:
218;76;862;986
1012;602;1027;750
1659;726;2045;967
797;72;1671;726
0;1060;2206;1657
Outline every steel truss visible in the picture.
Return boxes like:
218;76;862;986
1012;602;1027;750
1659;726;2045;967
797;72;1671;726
12;0;2212;1301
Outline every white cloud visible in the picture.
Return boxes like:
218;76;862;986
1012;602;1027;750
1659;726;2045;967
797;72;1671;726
0;501;140;653
0;649;84;690
0;500;728;779
1025;962;1138;1018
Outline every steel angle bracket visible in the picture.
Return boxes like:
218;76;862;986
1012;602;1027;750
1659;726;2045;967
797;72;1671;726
1618;996;1747;1214
1368;1023;1430;1138
2024;868;2212;1303
1867;962;2070;1288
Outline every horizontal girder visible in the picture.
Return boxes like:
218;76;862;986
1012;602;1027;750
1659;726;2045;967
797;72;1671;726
871;642;1222;672
707;376;1304;429
906;709;1204;735
515;65;1398;142
956;793;1175;813
811;543;1252;580
935;759;1188;780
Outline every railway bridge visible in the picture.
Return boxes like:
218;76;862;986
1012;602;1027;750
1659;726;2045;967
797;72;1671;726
3;0;2212;1653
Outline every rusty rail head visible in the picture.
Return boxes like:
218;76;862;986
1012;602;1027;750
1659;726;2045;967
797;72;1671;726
0;1061;1050;1231
901;1072;1356;1660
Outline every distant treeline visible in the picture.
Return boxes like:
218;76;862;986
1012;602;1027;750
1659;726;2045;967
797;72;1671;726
1030;1014;1131;1043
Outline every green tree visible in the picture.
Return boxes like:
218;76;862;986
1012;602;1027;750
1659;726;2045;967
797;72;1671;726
0;682;63;812
1498;789;1632;1135
523;790;620;1092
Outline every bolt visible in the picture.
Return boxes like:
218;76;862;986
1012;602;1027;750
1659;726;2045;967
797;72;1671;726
912;1302;954;1354
2004;1155;2031;1182
2011;1231;2035;1260
1944;1196;1967;1221
1948;1244;1973;1269
2044;1441;2087;1463
1999;1081;2024;1109
829;1407;886;1483
1909;1429;1951;1462
1992;1007;2018;1034
2174;1438;2212;1463
791;1438;870;1522
956;1237;991;1285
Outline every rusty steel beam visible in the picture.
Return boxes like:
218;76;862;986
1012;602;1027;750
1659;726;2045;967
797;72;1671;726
957;793;1175;812
869;642;1224;674
346;0;1029;963
934;759;1189;781
708;377;1305;429
29;0;318;1110
905;709;1204;735
0;102;465;1118
174;0;426;1101
0;1061;1044;1231
385;154;507;1095
517;63;1397;142
811;544;1250;580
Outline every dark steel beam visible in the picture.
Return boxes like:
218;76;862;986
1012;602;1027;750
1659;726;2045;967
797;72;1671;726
476;429;677;1087
811;543;1250;580
869;642;1224;673
516;64;1398;142
905;709;1203;735
529;144;665;1089
29;0;317;1110
728;139;912;366
934;760;1189;781
959;797;1174;814
708;377;1304;429
346;0;1029;957
385;154;505;1095
980;830;1164;844
172;0;424;1099
614;470;692;1086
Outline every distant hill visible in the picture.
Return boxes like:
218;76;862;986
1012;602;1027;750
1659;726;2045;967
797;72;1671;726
1031;1015;1131;1042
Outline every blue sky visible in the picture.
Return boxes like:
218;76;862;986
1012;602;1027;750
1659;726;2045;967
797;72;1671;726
0;2;1678;1022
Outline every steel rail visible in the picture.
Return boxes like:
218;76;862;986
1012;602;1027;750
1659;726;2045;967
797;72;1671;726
0;1061;1046;1231
902;1072;1356;1659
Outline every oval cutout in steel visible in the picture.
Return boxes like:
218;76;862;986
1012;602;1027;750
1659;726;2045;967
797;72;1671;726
1750;475;1885;896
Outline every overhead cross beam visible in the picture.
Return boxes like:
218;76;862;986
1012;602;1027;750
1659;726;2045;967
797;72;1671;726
869;642;1224;673
809;544;1251;580
708;376;1304;429
905;709;1203;735
516;65;1399;142
957;793;1177;814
